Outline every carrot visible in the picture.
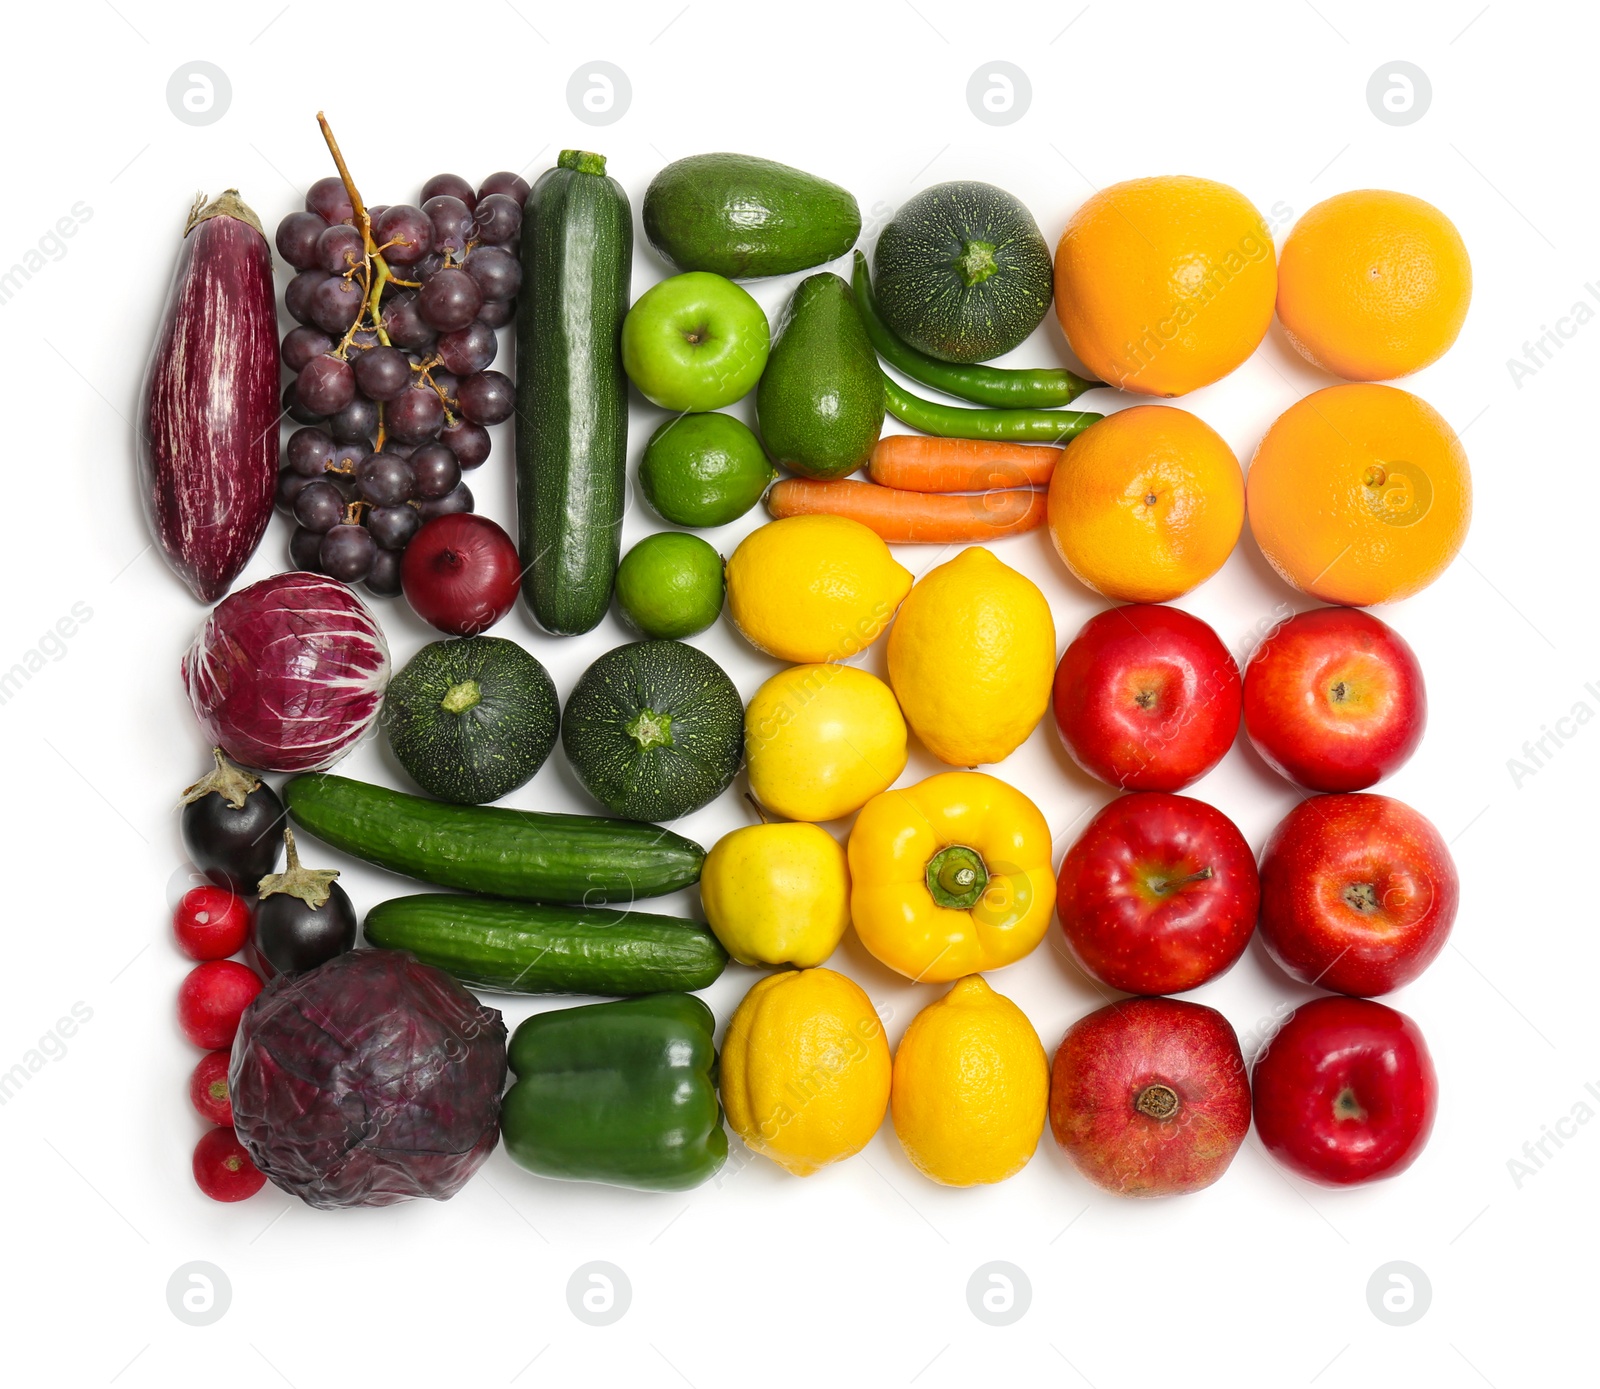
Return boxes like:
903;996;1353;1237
766;478;1047;543
868;434;1064;493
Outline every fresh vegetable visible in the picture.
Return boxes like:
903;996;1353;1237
766;477;1046;543
642;152;861;278
173;886;252;962
868;434;1061;493
614;532;725;639
561;640;744;822
501;993;726;1191
192;1128;267;1202
138;190;278;602
700;818;852;968
180;750;286;892
882;375;1100;443
283;773;705;903
620;271;769;411
189;1050;234;1127
363;894;727;995
182;573;390;773
851;252;1096;406
847;771;1054;982
385;635;558;805
638;412;774;528
515;149;632;635
230;949;506;1208
400;514;521;636
177;960;263;1050
253;829;357;978
756;272;884;480
872;181;1053;363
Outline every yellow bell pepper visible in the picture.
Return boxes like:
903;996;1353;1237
847;771;1054;982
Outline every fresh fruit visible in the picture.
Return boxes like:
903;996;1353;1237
890;976;1048;1186
745;663;907;823
363;894;727;994
767;477;1047;543
1252;996;1437;1186
1052;604;1241;791
700;820;851;968
614;532;726;639
638;412;774;528
849;771;1054;982
887;547;1055;766
1246;383;1472;606
177;959;263;1050
725;515;911;663
516;149;632;636
189;1051;235;1127
253;829;357;978
173;886;252;961
561;640;744;822
1243;607;1427;791
643;153;862;278
1049;996;1250;1197
284;773;705;903
868;433;1063;492
1053;175;1277;396
400;514;520;636
882;375;1100;443
384;635;559;805
1258;793;1458;997
1277;190;1471;381
1056;792;1259;995
502;993;726;1190
756;272;884;479
621;271;770;410
720;968;890;1176
180;751;287;894
872;181;1053;363
1047;406;1245;602
192;1127;267;1202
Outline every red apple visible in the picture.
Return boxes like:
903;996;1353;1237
1053;604;1241;792
1252;995;1437;1186
1056;792;1258;994
1244;607;1426;792
1048;996;1250;1197
1258;793;1457;996
401;513;520;636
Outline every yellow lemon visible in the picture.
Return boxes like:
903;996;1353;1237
887;547;1055;767
726;515;912;663
746;663;908;822
700;821;851;968
890;975;1047;1186
721;968;891;1176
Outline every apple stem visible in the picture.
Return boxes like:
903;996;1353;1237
1134;1083;1180;1121
1146;865;1213;897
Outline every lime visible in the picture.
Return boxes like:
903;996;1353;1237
614;532;726;639
638;413;775;528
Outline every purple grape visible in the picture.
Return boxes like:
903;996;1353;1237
367;204;389;221
328;395;379;444
430;369;460;401
384;441;416;459
409;443;461;499
387;385;445;443
297;355;356;416
282;325;335;372
320;522;376;583
348;326;381;353
276;469;314;512
367;504;422;551
276;211;327;269
456;370;514;426
365;546;404;597
374;204;433;264
476;299;515;329
422;174;476;211
472;193;522;246
306;176;355;225
329;473;362;504
352;345;413;401
478;171;531;203
316;223;365;275
309;275;364;334
439;418;491;469
436;320;497;376
464;245;521;302
287;426;337;477
356;452;415;506
423;195;474;260
290;525;326;572
417;482;473;520
293;479;346;533
382;292;437;352
410;251;447;282
285;269;331;326
283;380;324;425
330;440;369;474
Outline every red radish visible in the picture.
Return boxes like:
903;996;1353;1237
138;191;279;602
193;1127;266;1201
172;886;252;961
178;960;262;1050
402;513;520;635
189;1051;234;1127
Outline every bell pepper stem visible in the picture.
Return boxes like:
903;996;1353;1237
925;844;989;911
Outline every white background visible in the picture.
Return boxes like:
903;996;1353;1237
1;1;1592;1385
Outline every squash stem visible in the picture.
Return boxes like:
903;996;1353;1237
956;239;999;287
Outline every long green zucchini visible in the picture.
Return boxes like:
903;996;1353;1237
515;149;632;635
364;894;727;995
283;774;704;903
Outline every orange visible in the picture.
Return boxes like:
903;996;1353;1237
1047;405;1244;602
1277;190;1471;381
1247;384;1471;606
1054;176;1277;397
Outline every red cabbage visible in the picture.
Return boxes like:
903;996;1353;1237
182;571;390;773
230;949;507;1208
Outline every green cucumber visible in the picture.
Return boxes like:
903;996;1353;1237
282;773;703;903
516;149;633;635
363;894;727;996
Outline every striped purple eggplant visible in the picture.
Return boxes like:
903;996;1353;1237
138;190;279;602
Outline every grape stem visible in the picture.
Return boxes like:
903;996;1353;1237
316;111;394;351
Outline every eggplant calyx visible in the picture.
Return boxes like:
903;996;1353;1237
185;189;265;238
258;827;339;909
181;747;262;811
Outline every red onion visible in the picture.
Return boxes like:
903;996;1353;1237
182;573;390;773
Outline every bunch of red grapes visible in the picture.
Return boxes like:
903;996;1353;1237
271;170;527;597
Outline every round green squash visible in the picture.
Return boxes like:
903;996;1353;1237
872;181;1053;363
561;640;743;822
386;636;559;805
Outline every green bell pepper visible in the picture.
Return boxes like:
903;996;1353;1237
501;992;727;1191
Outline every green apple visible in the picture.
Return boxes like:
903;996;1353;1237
622;271;770;411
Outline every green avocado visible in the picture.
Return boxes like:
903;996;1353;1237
756;272;885;481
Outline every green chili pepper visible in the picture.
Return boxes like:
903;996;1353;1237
881;374;1102;444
